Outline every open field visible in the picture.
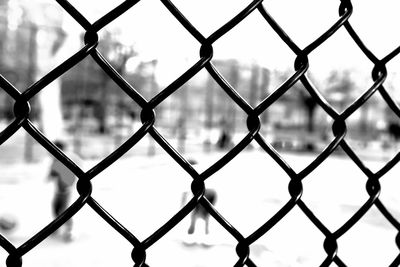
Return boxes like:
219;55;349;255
0;144;399;266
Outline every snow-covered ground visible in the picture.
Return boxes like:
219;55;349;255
0;145;399;266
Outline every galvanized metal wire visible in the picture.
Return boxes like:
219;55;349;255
1;0;400;266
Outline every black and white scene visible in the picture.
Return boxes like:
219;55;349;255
0;0;400;266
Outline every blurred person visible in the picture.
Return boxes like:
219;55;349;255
217;118;233;149
47;140;81;242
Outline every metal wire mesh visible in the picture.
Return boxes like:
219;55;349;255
1;0;400;266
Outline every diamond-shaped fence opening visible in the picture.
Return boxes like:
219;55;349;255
0;0;400;266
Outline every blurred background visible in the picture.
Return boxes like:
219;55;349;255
0;0;400;266
0;0;399;161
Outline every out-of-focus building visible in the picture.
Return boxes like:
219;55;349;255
0;0;394;151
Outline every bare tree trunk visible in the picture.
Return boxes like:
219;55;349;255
249;63;259;108
204;74;215;152
260;68;270;124
36;26;77;144
24;23;37;162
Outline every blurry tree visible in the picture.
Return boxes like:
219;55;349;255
95;30;137;134
0;0;8;75
299;85;317;133
0;0;65;161
225;60;239;132
204;73;216;150
25;2;67;151
218;60;239;149
277;70;317;131
326;70;370;139
259;68;270;124
275;70;319;150
249;63;260;108
127;59;158;116
290;77;317;151
249;65;271;127
62;30;138;135
326;70;355;112
0;1;40;119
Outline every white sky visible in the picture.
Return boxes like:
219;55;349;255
61;0;400;87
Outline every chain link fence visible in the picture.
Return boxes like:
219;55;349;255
1;0;400;266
